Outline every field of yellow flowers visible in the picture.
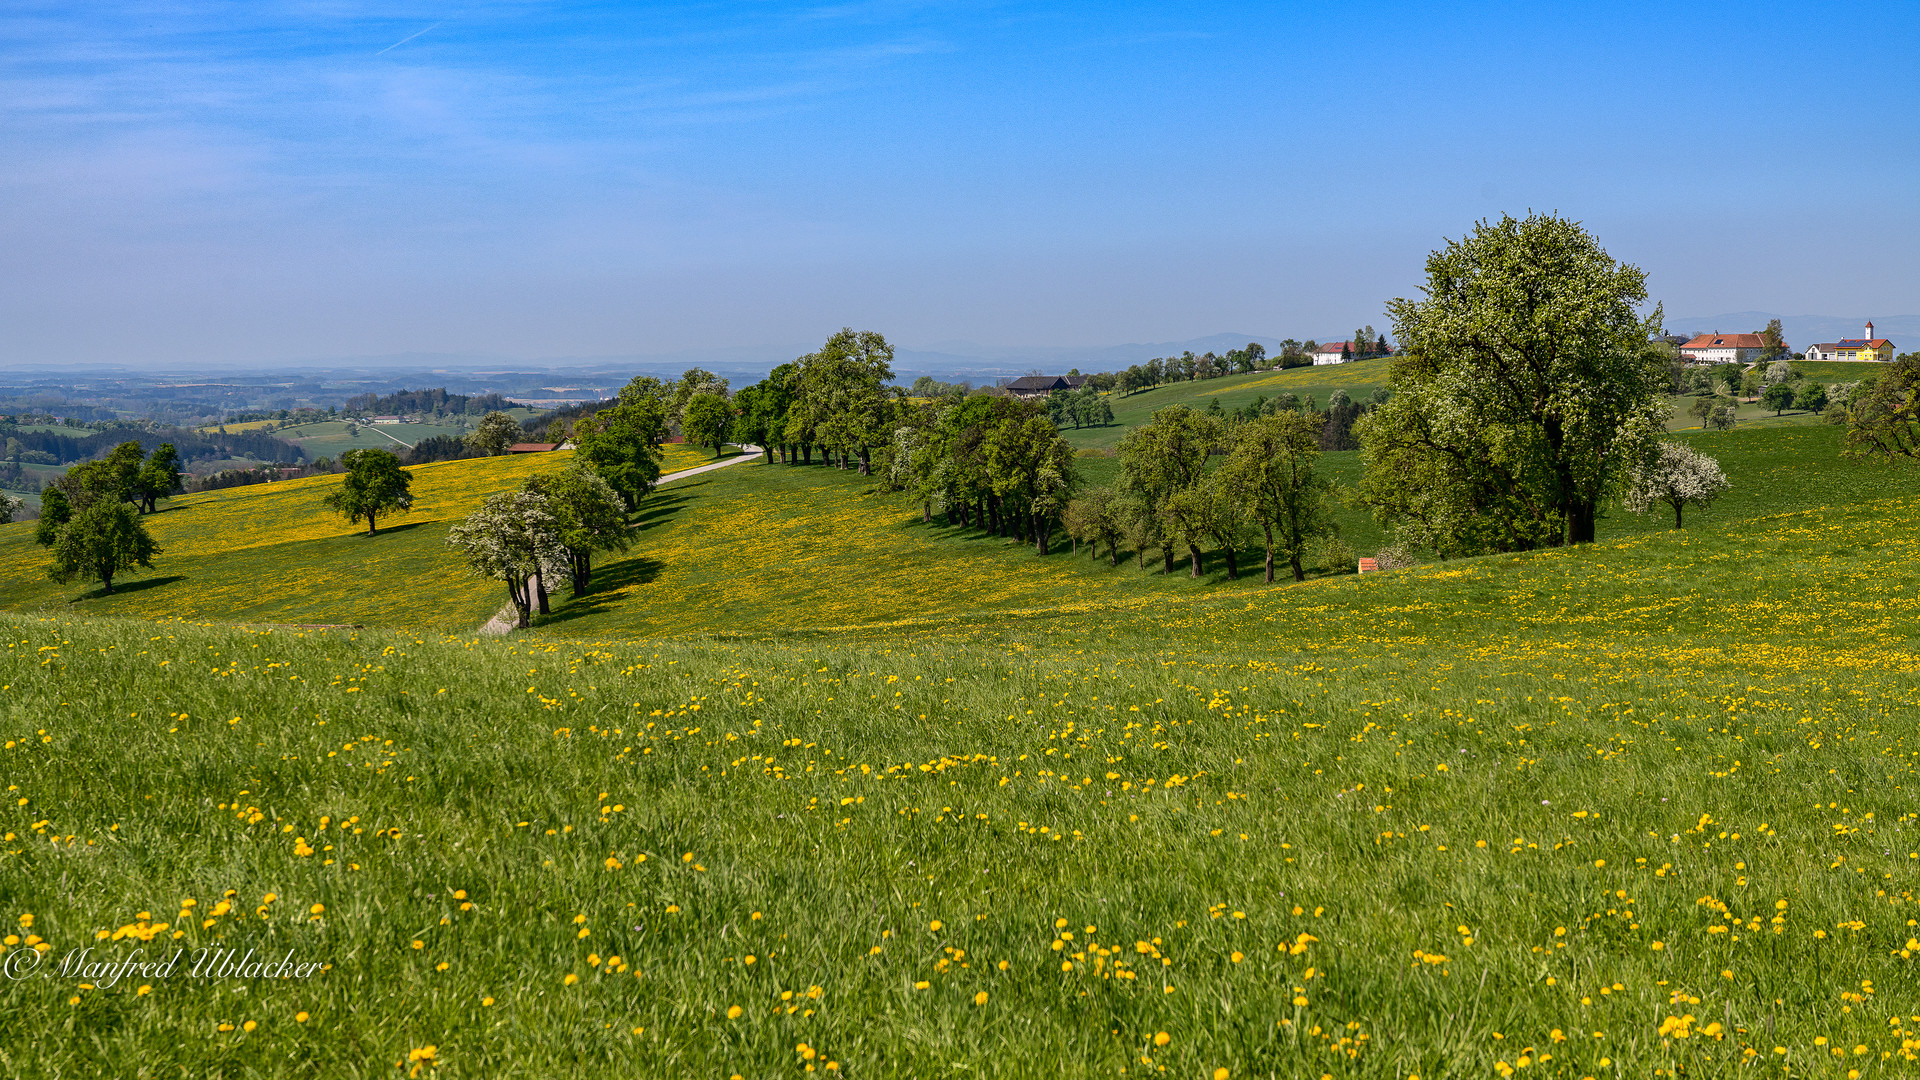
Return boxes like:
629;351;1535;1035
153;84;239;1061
5;417;1920;1076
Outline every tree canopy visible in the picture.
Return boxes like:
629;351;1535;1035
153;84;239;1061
572;382;669;511
48;500;157;594
321;448;414;536
1623;440;1730;530
682;393;733;456
468;412;523;456
446;491;568;629
1844;356;1920;463
523;466;630;596
1358;213;1668;554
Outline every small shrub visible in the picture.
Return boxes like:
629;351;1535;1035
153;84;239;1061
1373;542;1416;571
1315;535;1356;574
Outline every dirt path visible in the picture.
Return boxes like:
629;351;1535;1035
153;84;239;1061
477;447;760;635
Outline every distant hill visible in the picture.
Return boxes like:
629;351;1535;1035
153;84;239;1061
1670;313;1920;351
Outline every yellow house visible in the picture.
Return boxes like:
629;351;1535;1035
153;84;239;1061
1807;321;1894;362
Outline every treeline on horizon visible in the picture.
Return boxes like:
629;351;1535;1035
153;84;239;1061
1;421;304;476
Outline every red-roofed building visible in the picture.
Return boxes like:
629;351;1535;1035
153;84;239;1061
1678;333;1767;365
1807;321;1895;362
508;442;561;454
1311;341;1355;366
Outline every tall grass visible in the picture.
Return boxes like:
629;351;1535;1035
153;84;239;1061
3;453;1920;1074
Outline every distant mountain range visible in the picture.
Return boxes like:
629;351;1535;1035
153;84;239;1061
1669;313;1918;350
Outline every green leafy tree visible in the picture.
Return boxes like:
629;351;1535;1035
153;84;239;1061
524;466;631;596
983;413;1078;553
1063;485;1126;565
48;500;157;594
668;369;729;428
572;392;668;512
469;412;523;456
321;448;413;536
1358;213;1667;553
731;380;790;463
1844;355;1920;462
446;491;567;629
791;328;900;474
133;443;184;513
1218;411;1334;582
0;493;24;524
682;393;733;456
34;485;71;545
1795;382;1829;414
1118;405;1224;574
1760;381;1797;415
1759;317;1788;360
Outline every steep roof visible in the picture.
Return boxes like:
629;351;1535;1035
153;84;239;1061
1312;341;1353;353
1814;339;1893;350
1003;375;1070;391
1679;333;1765;349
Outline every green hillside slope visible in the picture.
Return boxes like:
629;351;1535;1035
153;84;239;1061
0;452;577;628
1;424;1902;641
5;463;1919;1073
1063;360;1393;449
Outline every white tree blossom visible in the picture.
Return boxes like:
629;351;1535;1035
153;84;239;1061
1624;441;1730;529
446;491;569;628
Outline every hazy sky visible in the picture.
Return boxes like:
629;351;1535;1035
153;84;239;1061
3;1;1916;367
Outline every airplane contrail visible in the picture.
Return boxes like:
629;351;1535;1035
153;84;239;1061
376;21;443;55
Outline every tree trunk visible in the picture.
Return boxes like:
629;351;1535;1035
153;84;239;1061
535;571;550;615
1263;523;1276;583
1289;550;1305;582
801;446;812;465
1221;543;1237;580
763;444;774;465
508;577;531;629
858;446;871;475
100;570;114;595
571;551;591;596
1673;500;1683;530
1189;544;1203;578
1567;499;1597;544
366;510;377;536
1163;548;1175;574
1108;537;1118;567
1034;513;1048;555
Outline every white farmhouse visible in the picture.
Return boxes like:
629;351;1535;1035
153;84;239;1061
1311;341;1353;366
1678;333;1766;366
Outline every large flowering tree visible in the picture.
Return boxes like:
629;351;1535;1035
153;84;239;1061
1358;213;1670;554
446;491;569;629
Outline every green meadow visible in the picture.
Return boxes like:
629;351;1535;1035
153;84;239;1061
1064;362;1394;451
4;418;1920;1076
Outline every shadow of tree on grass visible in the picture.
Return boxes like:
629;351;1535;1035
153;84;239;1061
71;575;186;602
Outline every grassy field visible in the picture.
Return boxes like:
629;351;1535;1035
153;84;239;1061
0;453;581;629
1663;395;1830;432
4;428;1920;1074
0;423;1899;641
271;410;544;459
1063;362;1393;450
1790;360;1889;384
660;442;747;474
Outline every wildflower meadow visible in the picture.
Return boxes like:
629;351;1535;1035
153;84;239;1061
4;415;1920;1077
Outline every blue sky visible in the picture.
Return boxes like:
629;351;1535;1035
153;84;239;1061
2;1;1915;367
